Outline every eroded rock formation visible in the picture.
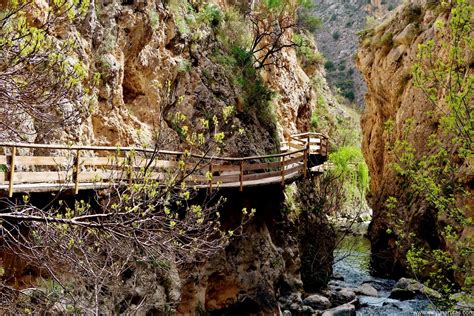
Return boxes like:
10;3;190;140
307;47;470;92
356;0;473;280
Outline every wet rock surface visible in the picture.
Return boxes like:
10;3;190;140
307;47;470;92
331;235;432;315
389;278;441;301
355;283;378;297
321;302;356;316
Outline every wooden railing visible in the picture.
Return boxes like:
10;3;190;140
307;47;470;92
0;132;328;197
280;132;329;156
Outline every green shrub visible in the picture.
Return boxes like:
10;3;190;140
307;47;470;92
374;32;393;47
294;32;325;67
198;4;223;28
329;146;369;199
324;60;335;71
332;31;341;40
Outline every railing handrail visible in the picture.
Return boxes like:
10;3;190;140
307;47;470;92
290;132;329;139
0;131;329;196
0;142;307;162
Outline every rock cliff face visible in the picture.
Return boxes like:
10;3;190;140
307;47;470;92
17;0;318;157
356;0;472;278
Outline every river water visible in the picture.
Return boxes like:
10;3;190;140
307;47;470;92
332;235;433;315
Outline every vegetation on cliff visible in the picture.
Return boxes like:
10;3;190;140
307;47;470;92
0;0;95;142
358;0;472;308
387;0;472;307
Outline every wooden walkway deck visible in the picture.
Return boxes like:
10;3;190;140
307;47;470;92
0;132;329;197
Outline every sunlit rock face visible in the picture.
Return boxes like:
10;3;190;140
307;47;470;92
16;0;324;157
356;0;473;282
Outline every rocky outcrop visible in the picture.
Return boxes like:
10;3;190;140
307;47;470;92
356;0;473;280
389;278;441;301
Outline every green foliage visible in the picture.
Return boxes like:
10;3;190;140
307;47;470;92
374;32;393;48
0;0;94;141
264;0;284;10
329;146;369;198
297;0;322;33
178;58;192;73
210;9;277;131
168;0;223;37
332;31;341;40
294;32;325;67
148;9;160;30
324;60;335;71
197;4;223;28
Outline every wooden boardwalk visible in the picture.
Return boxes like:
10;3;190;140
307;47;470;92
0;132;328;197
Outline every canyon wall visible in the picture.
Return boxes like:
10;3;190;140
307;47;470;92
356;0;473;279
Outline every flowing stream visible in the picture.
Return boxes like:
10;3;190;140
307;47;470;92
332;234;433;315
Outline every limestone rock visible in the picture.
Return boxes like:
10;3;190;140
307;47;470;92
356;0;473;282
321;303;356;316
355;283;378;297
329;288;357;306
302;294;331;310
389;278;441;300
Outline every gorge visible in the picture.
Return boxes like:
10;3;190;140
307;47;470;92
0;0;472;315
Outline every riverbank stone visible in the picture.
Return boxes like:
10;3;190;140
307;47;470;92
279;292;303;311
331;272;345;281
389;278;441;300
321;303;356;316
329;288;357;306
302;294;331;310
355;283;378;297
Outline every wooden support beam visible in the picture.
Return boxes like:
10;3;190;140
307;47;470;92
8;146;16;198
74;149;81;195
304;144;308;178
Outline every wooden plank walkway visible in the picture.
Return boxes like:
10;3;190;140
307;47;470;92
0;132;329;197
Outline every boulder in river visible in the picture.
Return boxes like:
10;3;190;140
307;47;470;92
302;293;331;310
389;278;441;300
355;283;378;297
331;272;345;281
330;288;357;306
321;302;356;316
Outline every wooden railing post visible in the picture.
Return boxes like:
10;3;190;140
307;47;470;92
208;163;213;193
303;144;308;178
239;161;243;192
325;136;329;156
8;146;16;198
73;149;81;195
281;155;285;186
